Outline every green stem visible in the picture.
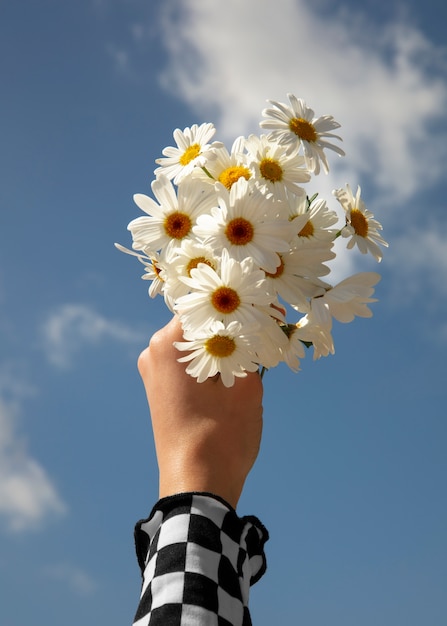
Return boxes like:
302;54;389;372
201;166;215;180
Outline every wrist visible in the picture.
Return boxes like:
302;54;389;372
158;462;243;509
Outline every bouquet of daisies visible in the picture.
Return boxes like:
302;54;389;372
116;94;388;387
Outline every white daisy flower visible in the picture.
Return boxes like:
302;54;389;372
309;272;381;328
263;248;331;312
174;249;273;331
154;123;222;184
140;252;168;300
294;314;335;360
251;311;289;370
286;193;339;245
128;175;216;255
174;320;260;387
260;94;345;174
333;184;388;262
244;134;311;198
279;324;307;372
162;240;219;311
194;136;252;190
114;243;166;300
194;177;291;274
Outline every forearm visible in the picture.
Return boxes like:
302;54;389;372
132;493;268;626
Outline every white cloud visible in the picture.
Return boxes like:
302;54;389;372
42;563;98;596
158;0;447;205
154;0;447;328
387;223;447;304
40;303;146;368
0;383;66;533
106;43;131;73
0;302;147;531
102;1;446;325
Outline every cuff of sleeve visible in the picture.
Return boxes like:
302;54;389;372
134;492;269;586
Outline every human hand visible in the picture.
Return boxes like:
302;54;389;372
137;316;264;509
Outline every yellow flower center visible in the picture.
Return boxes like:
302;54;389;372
225;217;254;245
179;143;201;166
218;165;251;189
211;286;241;314
350;209;369;238
259;157;283;183
282;323;296;339
289;117;317;143
186;256;215;277
164;211;192;239
298;220;314;238
265;256;285;278
151;259;164;281
205;334;236;358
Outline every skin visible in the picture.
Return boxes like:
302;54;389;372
137;316;264;509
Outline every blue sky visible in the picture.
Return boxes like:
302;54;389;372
1;0;446;624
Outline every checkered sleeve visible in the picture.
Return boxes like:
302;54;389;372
132;492;269;626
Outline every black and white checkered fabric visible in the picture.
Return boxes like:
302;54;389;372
132;492;269;626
